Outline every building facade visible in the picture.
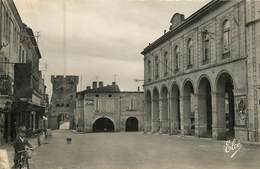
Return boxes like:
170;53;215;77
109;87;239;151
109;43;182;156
76;81;144;132
13;24;47;139
49;75;79;130
0;0;24;143
142;0;260;141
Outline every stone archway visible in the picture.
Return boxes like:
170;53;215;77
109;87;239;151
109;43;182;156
198;77;212;137
93;117;115;132
125;117;139;132
161;86;169;133
215;72;235;140
145;90;152;132
183;80;195;135
57;113;70;130
171;84;181;134
152;88;160;133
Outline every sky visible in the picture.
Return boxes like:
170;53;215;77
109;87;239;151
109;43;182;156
14;0;210;96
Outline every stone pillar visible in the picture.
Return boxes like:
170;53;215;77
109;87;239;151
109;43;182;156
196;94;207;137
152;98;160;133
144;99;147;133
170;96;180;134
181;95;191;135
160;97;169;134
168;95;171;133
212;92;226;140
144;98;152;133
159;98;163;133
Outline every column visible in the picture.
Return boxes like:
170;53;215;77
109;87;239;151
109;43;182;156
152;98;160;133
180;95;191;135
170;96;180;134
212;92;226;140
160;97;169;134
196;94;207;137
159;97;163;133
144;98;152;133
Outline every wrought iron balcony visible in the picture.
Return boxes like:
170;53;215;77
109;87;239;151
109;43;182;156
0;75;12;96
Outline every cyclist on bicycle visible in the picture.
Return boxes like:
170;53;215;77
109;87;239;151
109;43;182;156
12;126;33;169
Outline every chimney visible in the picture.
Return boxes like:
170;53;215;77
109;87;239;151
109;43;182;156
99;81;103;88
93;81;97;89
86;86;91;90
112;82;116;85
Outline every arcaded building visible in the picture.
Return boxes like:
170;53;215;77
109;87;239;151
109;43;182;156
75;81;144;132
142;0;260;141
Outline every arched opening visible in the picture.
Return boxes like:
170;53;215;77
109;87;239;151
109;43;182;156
161;86;169;133
152;88;160;132
198;77;212;137
183;81;195;135
126;117;139;132
92;117;115;132
216;72;235;139
145;91;152;132
171;84;181;133
57;113;70;130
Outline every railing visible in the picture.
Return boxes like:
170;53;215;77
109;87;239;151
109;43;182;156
0;74;12;95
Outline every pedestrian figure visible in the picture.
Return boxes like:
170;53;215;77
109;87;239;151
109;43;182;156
37;133;41;147
44;128;47;139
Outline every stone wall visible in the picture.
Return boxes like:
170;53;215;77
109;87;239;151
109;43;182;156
49;75;78;129
75;91;144;132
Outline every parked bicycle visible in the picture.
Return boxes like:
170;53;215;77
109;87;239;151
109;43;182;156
13;147;33;169
12;126;34;169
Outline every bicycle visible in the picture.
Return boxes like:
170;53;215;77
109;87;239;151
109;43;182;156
14;147;33;169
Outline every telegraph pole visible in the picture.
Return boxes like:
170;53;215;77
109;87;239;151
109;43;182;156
63;0;67;76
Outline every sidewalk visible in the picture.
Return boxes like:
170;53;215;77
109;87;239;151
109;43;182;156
144;131;260;148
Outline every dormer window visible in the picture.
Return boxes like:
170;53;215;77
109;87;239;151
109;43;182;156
170;13;185;30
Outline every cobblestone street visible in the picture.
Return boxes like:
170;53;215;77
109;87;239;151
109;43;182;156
20;130;260;169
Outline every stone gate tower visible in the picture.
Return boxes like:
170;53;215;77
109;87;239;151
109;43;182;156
49;75;79;129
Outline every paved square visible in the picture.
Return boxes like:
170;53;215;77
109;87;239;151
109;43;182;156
27;130;260;169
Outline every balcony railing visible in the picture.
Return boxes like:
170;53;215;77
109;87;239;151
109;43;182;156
0;75;12;95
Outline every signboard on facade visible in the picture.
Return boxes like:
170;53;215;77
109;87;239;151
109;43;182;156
32;94;42;106
85;99;94;105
